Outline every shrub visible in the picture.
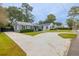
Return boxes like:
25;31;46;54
50;28;72;30
38;29;42;31
20;29;33;33
58;28;72;30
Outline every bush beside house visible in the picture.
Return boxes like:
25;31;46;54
20;29;34;33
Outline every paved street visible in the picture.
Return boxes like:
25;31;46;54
67;35;79;56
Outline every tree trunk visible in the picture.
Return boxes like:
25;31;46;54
72;16;77;33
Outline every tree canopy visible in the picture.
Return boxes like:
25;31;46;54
55;22;62;26
69;6;79;17
21;3;34;22
7;3;34;23
39;14;56;24
67;6;79;30
7;6;23;22
66;18;75;29
45;14;56;23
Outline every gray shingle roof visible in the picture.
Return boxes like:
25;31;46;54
16;21;33;26
16;21;40;26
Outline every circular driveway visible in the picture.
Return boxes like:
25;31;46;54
5;32;71;56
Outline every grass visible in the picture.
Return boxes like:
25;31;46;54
0;33;26;56
24;32;41;36
58;33;77;39
47;29;72;32
24;30;72;36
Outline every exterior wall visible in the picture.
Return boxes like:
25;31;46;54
13;21;54;32
14;24;22;32
43;25;50;31
50;23;54;29
17;24;21;30
19;25;33;31
26;25;31;29
42;23;54;31
54;25;63;29
43;26;46;31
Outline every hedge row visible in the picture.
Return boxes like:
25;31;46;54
50;28;72;30
20;29;34;33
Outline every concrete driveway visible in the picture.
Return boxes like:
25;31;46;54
5;32;71;56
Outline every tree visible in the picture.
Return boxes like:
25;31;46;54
55;22;62;26
45;14;56;23
7;3;34;23
68;6;79;30
7;6;23;23
69;6;79;17
21;3;34;22
38;14;56;24
0;6;9;31
76;20;79;29
66;18;75;29
39;20;44;24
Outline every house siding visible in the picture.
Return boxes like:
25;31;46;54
12;21;54;32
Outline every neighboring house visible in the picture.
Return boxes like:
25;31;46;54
12;21;40;32
40;23;54;31
12;20;54;32
54;24;63;29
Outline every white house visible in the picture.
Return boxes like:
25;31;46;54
12;21;40;32
12;20;54;32
40;23;54;31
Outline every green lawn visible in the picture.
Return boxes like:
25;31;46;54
47;29;72;32
24;30;72;36
0;33;26;56
24;32;41;36
58;33;77;39
26;32;77;39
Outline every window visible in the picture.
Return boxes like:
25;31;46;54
27;25;31;29
22;25;25;30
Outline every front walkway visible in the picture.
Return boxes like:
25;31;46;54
67;35;79;56
5;32;70;56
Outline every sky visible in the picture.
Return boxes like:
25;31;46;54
2;3;79;25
